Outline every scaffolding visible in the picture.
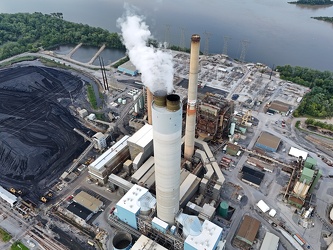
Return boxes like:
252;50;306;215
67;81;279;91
196;93;233;142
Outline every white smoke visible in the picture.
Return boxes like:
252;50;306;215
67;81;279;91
117;7;174;94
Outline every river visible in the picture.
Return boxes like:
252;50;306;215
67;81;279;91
1;0;333;71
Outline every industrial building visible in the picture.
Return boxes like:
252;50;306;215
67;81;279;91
67;202;93;222
88;135;129;184
267;100;290;115
196;93;233;142
92;132;106;150
288;147;308;160
234;215;260;247
127;124;153;170
107;35;228;250
260;232;279;250
0;186;17;207
255;131;281;152
287;160;322;208
117;60;139;76
73;191;103;213
241;166;265;187
131;235;168;250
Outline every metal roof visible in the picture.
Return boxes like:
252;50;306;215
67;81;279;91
237;215;260;244
89;135;129;171
0;186;17;206
256;200;270;213
288;147;308;160
118;60;138;72
131;235;168;250
256;131;281;150
269;100;289;113
127;124;153;148
73;191;103;213
260;232;279;250
67;202;92;220
180;173;197;201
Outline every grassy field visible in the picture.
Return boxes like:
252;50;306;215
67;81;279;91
87;84;98;109
11;241;29;250
0;228;12;242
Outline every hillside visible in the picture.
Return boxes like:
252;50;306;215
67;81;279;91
0;12;125;60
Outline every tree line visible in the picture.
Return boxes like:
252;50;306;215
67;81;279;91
289;0;333;5
305;118;333;132
276;65;333;118
312;17;333;24
0;12;125;60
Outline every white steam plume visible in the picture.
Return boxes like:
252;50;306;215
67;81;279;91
117;9;174;94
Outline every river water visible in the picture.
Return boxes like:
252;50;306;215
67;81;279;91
1;0;333;71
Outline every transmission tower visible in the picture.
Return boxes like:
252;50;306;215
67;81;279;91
223;36;231;55
239;40;250;63
164;24;171;49
204;31;212;56
179;27;186;52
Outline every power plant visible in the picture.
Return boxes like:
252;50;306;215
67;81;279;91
105;34;227;250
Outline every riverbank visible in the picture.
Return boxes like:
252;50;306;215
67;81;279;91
311;16;333;23
288;0;333;5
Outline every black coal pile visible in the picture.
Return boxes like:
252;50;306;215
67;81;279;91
0;65;89;200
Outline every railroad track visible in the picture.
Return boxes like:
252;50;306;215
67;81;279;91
28;228;68;250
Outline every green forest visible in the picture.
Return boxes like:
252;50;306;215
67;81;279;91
276;65;333;118
0;12;125;60
289;0;333;5
312;16;333;23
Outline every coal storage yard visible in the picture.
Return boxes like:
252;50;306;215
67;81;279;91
0;65;90;201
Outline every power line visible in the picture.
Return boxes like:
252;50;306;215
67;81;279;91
164;24;171;48
179;27;186;51
204;31;212;56
223;36;231;55
239;40;250;63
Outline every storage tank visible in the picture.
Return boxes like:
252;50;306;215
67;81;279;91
118;97;122;103
133;94;138;113
219;201;229;218
122;99;127;105
112;232;132;250
230;122;236;135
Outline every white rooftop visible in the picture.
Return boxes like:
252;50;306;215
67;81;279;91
256;200;270;213
90;135;129;171
269;209;277;217
180;173;197;200
185;220;222;250
127;124;153;148
131;235;168;250
260;232;279;250
117;184;149;214
288;147;308;160
0;186;17;206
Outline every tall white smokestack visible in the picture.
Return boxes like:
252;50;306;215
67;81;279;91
184;34;201;160
152;93;182;224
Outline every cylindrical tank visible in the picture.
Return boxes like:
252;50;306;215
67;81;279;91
118;97;122;103
230;122;236;135
112;232;132;250
219;201;229;218
122;99;127;105
152;93;182;224
133;94;138;113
